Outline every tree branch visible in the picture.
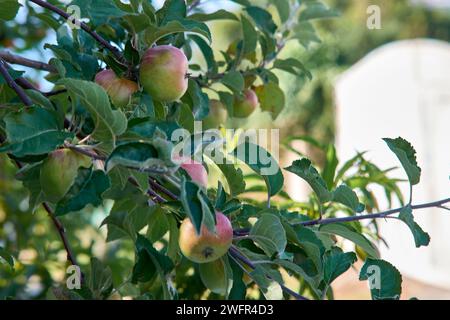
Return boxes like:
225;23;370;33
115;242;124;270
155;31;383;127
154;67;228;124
296;197;450;226
0;58;33;106
149;178;179;200
29;0;127;65
229;245;309;300
0;51;56;72
42;203;80;270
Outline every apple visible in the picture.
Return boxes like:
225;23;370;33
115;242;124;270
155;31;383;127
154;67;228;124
139;45;188;102
232;89;258;118
174;156;208;188
179;211;233;264
40;148;91;203
203;99;228;129
95;69;138;108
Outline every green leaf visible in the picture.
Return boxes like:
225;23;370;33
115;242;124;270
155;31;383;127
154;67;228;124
269;0;290;23
249;265;283;300
332;185;365;213
283;223;324;275
245;6;277;33
359;258;402;300
0;107;73;157
15;162;45;212
285;158;332;203
0;247;14;269
199;256;233;296
228;258;246;299
88;258;113;300
132;234;174;299
55;168;111;216
398;206;430;248
180;179;216;234
250;213;287;257
232;142;284;197
217;163;246;197
319;223;379;258
59;79;127;151
189;10;239;22
221;71;244;94
71;0;125;26
383;137;421;185
323;248;357;285
274;259;317;287
190;35;217;73
241;14;257;55
292;21;321;48
105;140;174;172
299;1;339;21
322;144;338;189
144;19;211;45
181;79;210;120
254;82;285;118
158;0;186;24
272;58;312;80
101;190;154;242
0;0;20;20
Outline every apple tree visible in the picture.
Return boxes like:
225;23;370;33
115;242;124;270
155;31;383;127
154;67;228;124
0;0;449;300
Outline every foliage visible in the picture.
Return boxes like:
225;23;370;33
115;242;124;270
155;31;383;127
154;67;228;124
0;0;448;301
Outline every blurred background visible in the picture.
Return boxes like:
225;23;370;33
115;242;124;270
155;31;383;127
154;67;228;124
1;0;450;299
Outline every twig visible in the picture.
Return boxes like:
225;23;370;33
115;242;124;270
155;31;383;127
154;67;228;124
0;58;33;106
188;0;201;12
296;197;450;227
229;245;309;300
43;203;81;270
29;0;127;65
0;51;57;72
149;178;179;200
65;144;106;160
15;77;67;97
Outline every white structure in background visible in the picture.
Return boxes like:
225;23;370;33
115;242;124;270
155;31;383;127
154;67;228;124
335;39;450;289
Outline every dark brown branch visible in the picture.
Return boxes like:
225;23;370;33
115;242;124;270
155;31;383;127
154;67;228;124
29;0;127;65
0;51;57;72
0;59;33;106
229;246;309;300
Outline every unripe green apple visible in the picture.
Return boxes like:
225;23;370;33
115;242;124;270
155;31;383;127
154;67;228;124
179;211;233;264
40;148;91;203
139;45;188;102
203;100;228;129
95;69;138;108
232;89;258;118
175;156;208;188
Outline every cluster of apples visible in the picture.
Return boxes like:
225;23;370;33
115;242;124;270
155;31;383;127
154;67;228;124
94;45;259;121
93;46;258;263
41;149;233;264
42;46;245;266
